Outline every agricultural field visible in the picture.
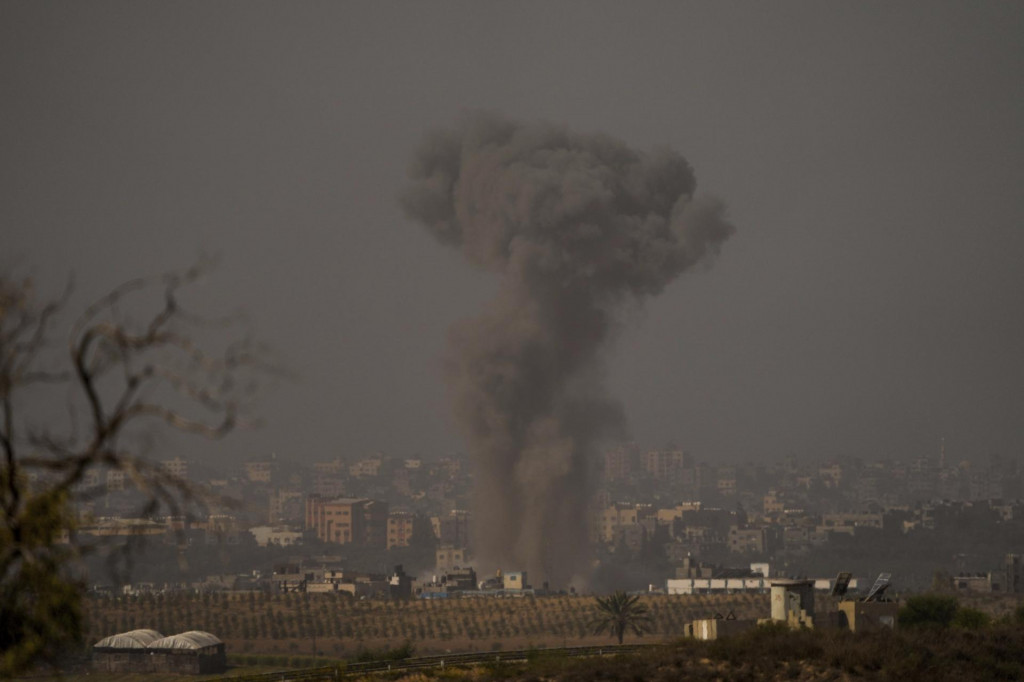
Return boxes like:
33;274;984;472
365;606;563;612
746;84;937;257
84;591;770;657
84;591;1024;660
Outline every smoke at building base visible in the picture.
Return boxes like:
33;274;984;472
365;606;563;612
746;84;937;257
401;112;734;587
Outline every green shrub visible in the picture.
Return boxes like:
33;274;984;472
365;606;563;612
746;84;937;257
352;640;415;662
951;607;990;629
898;594;959;629
708;621;823;674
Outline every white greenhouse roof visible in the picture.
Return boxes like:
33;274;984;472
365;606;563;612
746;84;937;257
94;629;164;649
149;630;223;650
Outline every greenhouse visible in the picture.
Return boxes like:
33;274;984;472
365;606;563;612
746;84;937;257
92;629;225;674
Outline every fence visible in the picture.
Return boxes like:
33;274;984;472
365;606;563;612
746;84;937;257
212;643;655;681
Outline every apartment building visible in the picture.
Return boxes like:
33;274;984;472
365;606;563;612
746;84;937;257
106;469;127;492
387;511;416;549
603;445;635;482
269;489;305;524
643;448;690;481
431;509;471;548
763;490;785;515
594;504;639;544
436;545;466;574
349;454;385;478
313;458;347;476
160;457;189;480
305;496;389;548
655;501;702;526
245;459;275;484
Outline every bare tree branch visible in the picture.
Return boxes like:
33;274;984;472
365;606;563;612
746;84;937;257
0;261;274;675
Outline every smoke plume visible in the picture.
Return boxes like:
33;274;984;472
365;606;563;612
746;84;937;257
401;113;734;587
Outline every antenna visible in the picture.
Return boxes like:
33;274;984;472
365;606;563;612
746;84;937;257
830;571;853;598
864;572;891;602
939;437;946;470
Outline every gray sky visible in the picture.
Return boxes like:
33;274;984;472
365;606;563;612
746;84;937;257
3;1;1022;468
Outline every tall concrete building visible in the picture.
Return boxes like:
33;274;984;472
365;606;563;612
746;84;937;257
430;509;472;548
305;496;388;548
387;511;416;549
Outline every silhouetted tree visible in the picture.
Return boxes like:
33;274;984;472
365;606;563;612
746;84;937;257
590;591;653;644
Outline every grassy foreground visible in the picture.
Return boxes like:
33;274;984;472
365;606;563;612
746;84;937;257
360;624;1024;682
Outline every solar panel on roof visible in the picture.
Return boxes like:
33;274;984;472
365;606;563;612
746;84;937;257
830;572;853;598
864;573;891;602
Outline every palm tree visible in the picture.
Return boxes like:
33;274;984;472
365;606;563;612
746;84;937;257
590;591;653;644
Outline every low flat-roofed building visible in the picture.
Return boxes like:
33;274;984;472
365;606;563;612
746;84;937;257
436;545;466;574
503;571;529;591
770;579;815;627
838;600;898;632
691;618;758;640
249;525;302;547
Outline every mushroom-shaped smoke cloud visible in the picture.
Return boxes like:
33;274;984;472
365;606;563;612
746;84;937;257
402;112;734;587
